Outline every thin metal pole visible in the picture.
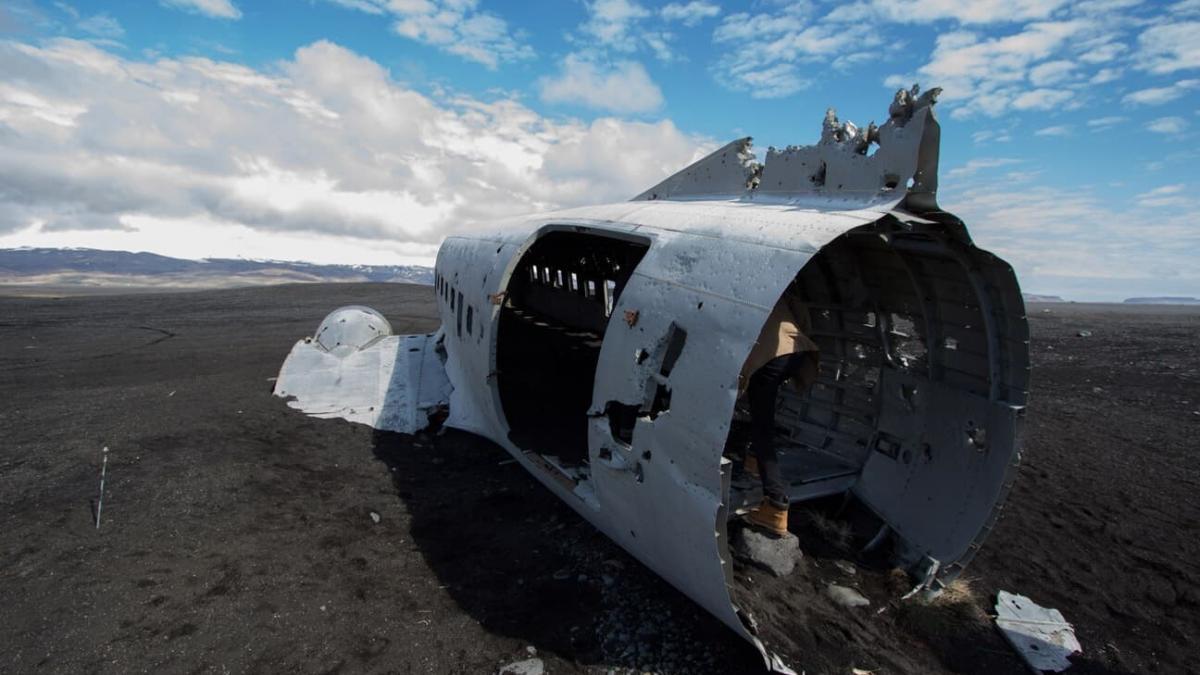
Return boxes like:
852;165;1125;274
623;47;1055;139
95;447;108;529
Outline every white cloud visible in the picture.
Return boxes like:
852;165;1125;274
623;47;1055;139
945;157;1021;179
712;5;878;98
854;0;1071;24
580;0;651;52
972;129;1012;143
1035;124;1072;136
897;21;1092;117
160;0;241;20
660;1;720;26
1146;116;1189;134
1136;184;1190;208
1170;0;1200;16
0;38;711;265
1076;40;1125;64
322;0;533;69
1086;115;1126;129
943;184;1200;300
1122;79;1200;105
1135;22;1200;74
1090;67;1121;83
538;55;664;114
572;0;689;61
1028;59;1076;86
76;13;123;38
1011;88;1075;110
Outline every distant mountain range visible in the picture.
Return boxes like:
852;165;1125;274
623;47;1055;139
1124;297;1200;305
0;248;432;290
1022;293;1067;303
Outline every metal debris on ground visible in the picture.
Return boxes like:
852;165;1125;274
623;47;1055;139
1077;330;1092;337
994;591;1081;672
369;511;381;524
95;446;109;530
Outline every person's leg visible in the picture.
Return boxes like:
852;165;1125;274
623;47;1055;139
748;355;792;510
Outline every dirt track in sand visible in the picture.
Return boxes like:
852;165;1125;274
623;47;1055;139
1;284;1197;674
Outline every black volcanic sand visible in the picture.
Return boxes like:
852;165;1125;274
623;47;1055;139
1;286;1197;674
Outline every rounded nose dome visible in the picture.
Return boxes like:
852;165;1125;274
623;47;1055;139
314;305;393;356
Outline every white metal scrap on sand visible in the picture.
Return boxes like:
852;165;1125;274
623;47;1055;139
275;85;1032;673
995;591;1082;673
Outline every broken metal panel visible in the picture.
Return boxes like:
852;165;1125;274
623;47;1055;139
855;377;1020;569
274;322;449;435
632;137;759;201
633;85;943;213
995;591;1082;672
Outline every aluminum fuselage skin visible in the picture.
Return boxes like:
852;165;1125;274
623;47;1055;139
429;196;1028;665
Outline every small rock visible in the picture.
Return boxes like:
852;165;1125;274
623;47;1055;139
369;511;381;524
1076;330;1092;337
498;658;544;675
731;526;802;577
834;560;857;576
827;584;870;608
1092;386;1104;393
525;645;537;656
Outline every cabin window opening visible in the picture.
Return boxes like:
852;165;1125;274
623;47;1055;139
887;312;928;369
466;306;474;335
450;289;455;310
456;291;464;337
530;265;539;283
496;229;650;477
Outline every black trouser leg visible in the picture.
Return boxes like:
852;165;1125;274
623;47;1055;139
748;353;807;509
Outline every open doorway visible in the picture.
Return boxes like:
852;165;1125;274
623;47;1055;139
496;228;651;478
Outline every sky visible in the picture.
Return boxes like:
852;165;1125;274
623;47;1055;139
0;0;1196;301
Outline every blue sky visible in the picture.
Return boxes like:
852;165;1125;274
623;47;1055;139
0;0;1196;300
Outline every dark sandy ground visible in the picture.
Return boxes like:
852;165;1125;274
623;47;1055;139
1;285;1197;674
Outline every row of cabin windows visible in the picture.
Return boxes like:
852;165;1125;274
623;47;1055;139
434;271;475;338
527;264;618;318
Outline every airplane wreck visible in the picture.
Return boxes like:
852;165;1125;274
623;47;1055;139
275;85;1030;672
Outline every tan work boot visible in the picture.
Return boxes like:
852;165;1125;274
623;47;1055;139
746;499;789;536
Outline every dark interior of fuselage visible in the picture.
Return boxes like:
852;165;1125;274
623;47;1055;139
496;230;650;471
724;221;1022;574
